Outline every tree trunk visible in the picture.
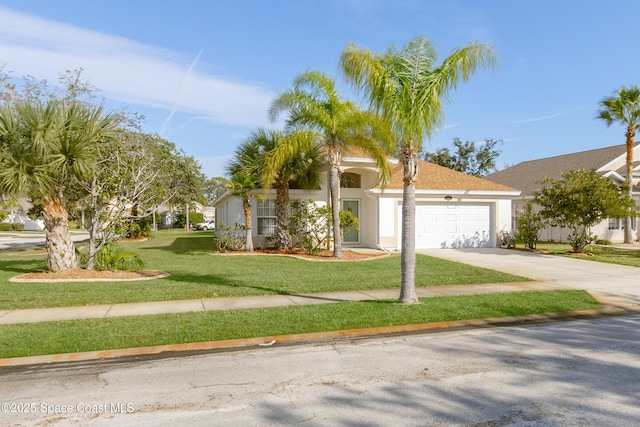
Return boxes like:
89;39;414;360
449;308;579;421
624;125;635;244
243;196;253;251
185;203;190;231
274;181;292;249
329;143;343;257
86;204;100;270
399;147;419;304
42;191;79;272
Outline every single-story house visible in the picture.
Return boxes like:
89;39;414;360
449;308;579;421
485;143;640;243
1;198;44;231
157;202;216;227
214;151;520;250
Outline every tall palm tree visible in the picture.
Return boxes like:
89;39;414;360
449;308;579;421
597;85;640;244
0;100;117;272
340;35;496;303
268;70;393;257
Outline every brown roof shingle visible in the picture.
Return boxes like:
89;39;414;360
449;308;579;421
485;143;638;196
379;159;518;192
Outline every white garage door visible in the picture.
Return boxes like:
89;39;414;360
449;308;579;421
399;203;493;249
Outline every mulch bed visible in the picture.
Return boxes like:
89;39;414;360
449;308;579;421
9;250;386;282
217;248;386;261
10;269;169;283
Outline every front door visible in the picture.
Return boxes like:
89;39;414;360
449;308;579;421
342;200;360;244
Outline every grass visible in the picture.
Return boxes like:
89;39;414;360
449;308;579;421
528;242;640;268
0;290;600;359
0;230;529;309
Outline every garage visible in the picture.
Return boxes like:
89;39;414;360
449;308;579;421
400;203;493;249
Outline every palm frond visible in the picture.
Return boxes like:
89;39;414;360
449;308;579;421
597;85;640;129
341;35;495;152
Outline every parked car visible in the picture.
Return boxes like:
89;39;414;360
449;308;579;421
195;219;216;230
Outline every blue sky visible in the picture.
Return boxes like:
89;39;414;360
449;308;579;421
1;0;639;178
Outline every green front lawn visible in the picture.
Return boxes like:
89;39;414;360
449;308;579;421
0;290;600;359
529;242;640;268
0;231;529;310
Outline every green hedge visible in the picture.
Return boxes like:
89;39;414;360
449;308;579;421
0;223;24;231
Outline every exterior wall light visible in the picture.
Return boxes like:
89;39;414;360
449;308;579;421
444;195;453;201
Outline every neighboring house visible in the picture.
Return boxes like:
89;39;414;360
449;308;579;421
485;143;640;243
214;152;520;250
157;202;216;228
198;204;216;221
0;198;44;231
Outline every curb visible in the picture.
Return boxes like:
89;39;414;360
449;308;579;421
2;303;639;370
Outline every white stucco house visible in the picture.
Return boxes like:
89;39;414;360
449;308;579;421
214;151;520;250
1;198;45;231
486;143;640;243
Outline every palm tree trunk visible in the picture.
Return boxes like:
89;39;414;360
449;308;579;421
329;144;343;257
399;147;419;304
624;126;635;244
42;191;79;272
86;204;100;270
243;195;254;251
274;181;292;249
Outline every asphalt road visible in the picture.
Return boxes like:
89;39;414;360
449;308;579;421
0;231;89;250
1;316;639;426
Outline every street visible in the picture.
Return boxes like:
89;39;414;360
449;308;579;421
1;316;639;426
0;231;89;250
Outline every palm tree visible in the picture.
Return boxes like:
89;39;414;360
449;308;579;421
229;128;321;249
597;85;640;244
0;100;117;272
340;35;496;303
225;172;257;251
268;70;393;257
249;129;321;249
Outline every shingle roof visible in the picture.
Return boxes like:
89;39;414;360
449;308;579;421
379;159;518;192
485;143;639;196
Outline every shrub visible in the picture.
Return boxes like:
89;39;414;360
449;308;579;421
0;211;7;222
213;223;245;252
0;223;26;231
339;210;360;234
174;212;204;229
595;239;612;245
288;199;360;255
94;242;144;271
289;200;332;255
567;232;597;254
68;221;80;229
123;216;153;239
516;202;544;249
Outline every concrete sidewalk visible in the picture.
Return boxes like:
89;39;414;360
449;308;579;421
0;281;563;325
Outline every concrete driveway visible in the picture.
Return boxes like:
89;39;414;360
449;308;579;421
419;247;640;308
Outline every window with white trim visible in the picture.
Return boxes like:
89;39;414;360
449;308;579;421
608;217;637;230
608;218;622;230
257;200;276;236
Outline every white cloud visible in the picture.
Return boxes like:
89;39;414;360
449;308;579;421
0;7;274;129
508;106;585;124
